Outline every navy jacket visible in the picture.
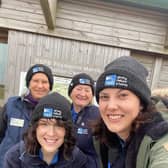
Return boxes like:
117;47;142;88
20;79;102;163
72;105;100;168
4;141;89;168
0;96;35;167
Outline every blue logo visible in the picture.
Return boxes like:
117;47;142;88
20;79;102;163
32;66;44;73
104;74;117;86
79;78;91;85
43;108;53;117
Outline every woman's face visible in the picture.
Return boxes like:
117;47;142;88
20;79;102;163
70;84;93;110
36;119;65;155
99;88;142;140
29;73;50;100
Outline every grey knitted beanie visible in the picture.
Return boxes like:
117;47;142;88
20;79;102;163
96;56;151;108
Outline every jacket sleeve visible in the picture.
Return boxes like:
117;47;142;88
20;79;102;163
149;134;168;168
3;143;21;168
0;104;7;143
72;146;93;168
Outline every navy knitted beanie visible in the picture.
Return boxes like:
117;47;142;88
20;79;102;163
26;64;53;90
68;73;95;96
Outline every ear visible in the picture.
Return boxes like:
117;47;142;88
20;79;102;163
140;105;143;111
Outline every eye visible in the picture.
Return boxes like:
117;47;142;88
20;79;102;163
99;94;109;101
76;87;82;91
118;92;129;99
32;79;38;83
85;89;91;93
38;120;48;126
42;80;49;84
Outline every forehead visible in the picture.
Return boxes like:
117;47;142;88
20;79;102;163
31;73;48;80
100;88;129;94
39;118;57;123
74;84;91;89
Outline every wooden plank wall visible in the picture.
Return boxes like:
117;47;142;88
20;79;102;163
0;0;167;55
6;30;130;98
158;57;168;88
56;0;168;54
133;52;168;90
132;53;155;87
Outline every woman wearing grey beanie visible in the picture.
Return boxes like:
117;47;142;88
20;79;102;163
93;56;168;168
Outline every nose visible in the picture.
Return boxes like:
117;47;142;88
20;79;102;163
78;90;86;97
106;97;118;110
47;125;55;136
37;81;43;88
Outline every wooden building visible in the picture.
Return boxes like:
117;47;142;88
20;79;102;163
0;0;168;103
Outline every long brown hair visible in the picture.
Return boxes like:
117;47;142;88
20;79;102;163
92;102;157;145
23;119;76;160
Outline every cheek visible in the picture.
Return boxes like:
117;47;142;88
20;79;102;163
44;84;50;90
99;103;106;117
57;128;66;137
127;102;141;119
36;130;41;142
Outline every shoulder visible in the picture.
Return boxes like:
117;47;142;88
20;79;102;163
72;146;87;164
6;96;22;105
5;142;20;158
149;134;168;167
84;105;100;117
72;146;87;159
4;142;21;167
8;96;21;101
136;133;168;168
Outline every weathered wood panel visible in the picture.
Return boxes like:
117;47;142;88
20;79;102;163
133;52;168;90
132;52;155;87
150;57;163;89
0;0;167;55
157;57;168;88
6;30;130;98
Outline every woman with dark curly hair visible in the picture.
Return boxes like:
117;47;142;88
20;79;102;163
4;92;89;168
93;56;168;168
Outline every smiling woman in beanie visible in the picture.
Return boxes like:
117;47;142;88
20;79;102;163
4;92;90;168
93;56;168;168
68;73;100;168
0;64;53;167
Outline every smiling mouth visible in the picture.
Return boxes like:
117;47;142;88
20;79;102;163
107;114;124;120
45;138;58;144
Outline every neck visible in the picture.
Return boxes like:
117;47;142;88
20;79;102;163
43;151;56;165
73;104;83;113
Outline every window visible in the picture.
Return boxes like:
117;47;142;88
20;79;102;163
0;30;8;103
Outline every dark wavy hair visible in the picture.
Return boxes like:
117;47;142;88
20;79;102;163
92;101;158;145
23;119;76;160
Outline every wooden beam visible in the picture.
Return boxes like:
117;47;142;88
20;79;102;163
165;28;168;48
0;29;8;43
40;0;57;30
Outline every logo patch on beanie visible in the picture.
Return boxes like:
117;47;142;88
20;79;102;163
105;74;128;87
79;78;91;85
32;66;44;73
43;108;62;119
